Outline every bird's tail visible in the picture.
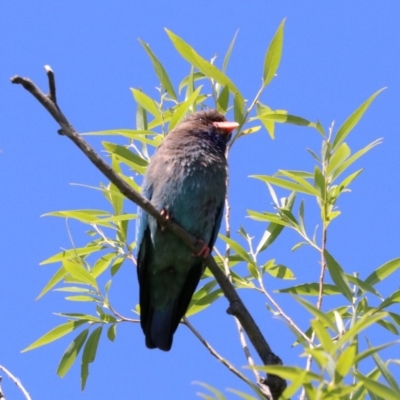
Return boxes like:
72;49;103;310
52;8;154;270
145;305;176;351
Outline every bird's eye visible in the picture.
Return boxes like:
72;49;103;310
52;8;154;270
196;117;205;122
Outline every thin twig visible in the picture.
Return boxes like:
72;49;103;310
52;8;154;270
183;318;252;386
258;280;312;346
0;366;31;400
11;67;286;399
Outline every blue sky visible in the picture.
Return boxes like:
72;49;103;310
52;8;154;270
2;2;400;399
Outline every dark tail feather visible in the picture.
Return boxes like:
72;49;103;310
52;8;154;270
144;306;175;351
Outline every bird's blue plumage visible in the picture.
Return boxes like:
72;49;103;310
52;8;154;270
136;110;237;351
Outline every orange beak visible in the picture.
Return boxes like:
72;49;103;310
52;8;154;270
213;121;239;133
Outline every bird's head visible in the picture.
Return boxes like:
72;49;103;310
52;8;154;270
181;110;239;150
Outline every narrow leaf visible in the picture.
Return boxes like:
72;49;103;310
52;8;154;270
57;329;89;378
263;19;285;86
139;39;177;100
333;88;385;149
22;320;86;352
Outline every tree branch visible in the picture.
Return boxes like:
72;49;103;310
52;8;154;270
0;366;31;400
11;66;286;399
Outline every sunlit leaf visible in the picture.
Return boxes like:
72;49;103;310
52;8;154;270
102;142;148;174
22;320;86;352
131;88;160;117
37;266;66;299
332;138;382;181
218;234;253;263
355;372;400;400
57;329;89;378
251;175;317;195
276;283;340;295
222;30;238;74
63;260;98;290
365;258;400;287
81;326;102;390
217;85;229;113
139;39;177;101
169;86;202;130
324;250;352;301
263;19;285;86
332;88;385;150
40;246;104;265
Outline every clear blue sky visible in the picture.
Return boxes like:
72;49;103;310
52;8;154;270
2;2;400;399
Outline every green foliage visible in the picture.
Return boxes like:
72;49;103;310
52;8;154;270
25;19;400;399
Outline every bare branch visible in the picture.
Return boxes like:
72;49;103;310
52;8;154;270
0;366;31;400
11;67;286;399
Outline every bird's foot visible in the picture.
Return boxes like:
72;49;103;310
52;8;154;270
158;208;172;232
193;240;210;259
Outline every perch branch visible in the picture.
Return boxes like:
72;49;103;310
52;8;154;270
11;67;286;399
0;365;31;400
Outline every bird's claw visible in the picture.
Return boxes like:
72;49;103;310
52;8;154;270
159;208;172;232
193;240;210;259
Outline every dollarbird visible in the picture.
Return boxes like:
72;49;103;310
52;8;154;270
136;109;238;351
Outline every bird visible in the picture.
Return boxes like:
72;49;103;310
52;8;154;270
136;109;239;351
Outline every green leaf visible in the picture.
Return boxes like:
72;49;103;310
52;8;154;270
91;253;115;278
57;313;103;323
295;296;336;331
111;257;124;276
57;329;89;378
178;71;205;94
324;250;352;301
247;210;290;226
217;85;229;113
251;175;317;196
218;234;252;263
186;289;223;317
81;326;102;390
107;324;117;342
356;341;400;364
332;138;382;181
256;223;284;254
65;295;100;302
37;266;66;299
63;260;98;290
337;312;388;347
165;29;243;98
278;170;321;196
367;338;400;392
254;365;320;383
82;129;156;137
276;283;340;295
130;88;160;117
311;319;334;353
327;143;351;175
43;210;111;226
355;372;400;400
346;274;382;299
139;39;177;101
336;343;356;382
332;88;385;150
379;289;400;309
22;320;86;352
255;112;316;128
102;142;148;174
169;86;202;130
193;382;227;400
365;258;400;287
313;166;326;200
263;262;295;280
256;103;275;139
40;246;104;265
222;30;238;74
234;91;245;125
263;19;285;86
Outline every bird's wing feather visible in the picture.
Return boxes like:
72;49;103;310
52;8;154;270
208;202;224;249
